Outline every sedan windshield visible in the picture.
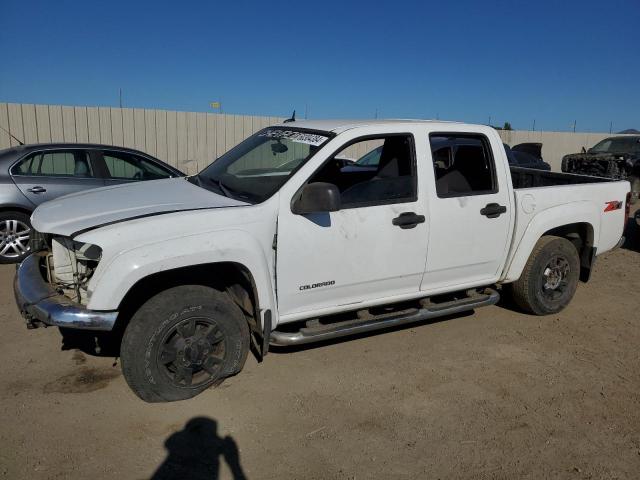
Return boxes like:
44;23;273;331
590;137;640;154
191;127;332;203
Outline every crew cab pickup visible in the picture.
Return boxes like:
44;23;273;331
14;120;630;402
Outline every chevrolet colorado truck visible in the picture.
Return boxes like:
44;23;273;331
14;120;630;402
562;135;640;204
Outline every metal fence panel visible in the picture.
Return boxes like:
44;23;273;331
2;102;627;173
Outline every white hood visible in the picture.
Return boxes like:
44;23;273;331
31;177;249;237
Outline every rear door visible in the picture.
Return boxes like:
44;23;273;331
98;150;176;186
11;149;105;206
421;131;514;291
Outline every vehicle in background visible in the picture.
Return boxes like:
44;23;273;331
0;144;183;263
505;143;551;170
14;119;629;402
562;136;640;204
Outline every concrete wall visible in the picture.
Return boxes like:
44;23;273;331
0;102;621;173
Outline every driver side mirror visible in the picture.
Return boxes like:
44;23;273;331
292;182;341;215
581;146;587;154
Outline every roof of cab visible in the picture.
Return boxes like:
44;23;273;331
272;118;466;134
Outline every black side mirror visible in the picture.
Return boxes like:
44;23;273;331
292;182;341;215
581;146;587;154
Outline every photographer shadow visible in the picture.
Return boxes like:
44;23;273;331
152;417;247;480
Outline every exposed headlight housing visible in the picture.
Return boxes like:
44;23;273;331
50;237;102;304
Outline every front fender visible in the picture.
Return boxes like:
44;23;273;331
84;229;276;317
502;201;600;283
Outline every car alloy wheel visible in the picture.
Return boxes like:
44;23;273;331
0;219;31;260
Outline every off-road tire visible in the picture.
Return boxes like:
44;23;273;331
121;285;250;402
629;175;640;205
510;236;580;315
0;210;32;264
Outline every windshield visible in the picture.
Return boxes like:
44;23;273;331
192;127;332;203
590;137;640;154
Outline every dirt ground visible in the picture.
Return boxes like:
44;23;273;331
1;232;639;479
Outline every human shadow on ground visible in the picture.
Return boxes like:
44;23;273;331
151;417;247;480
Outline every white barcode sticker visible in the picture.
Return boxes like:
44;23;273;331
259;129;328;146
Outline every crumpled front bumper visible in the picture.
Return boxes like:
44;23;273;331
13;254;117;331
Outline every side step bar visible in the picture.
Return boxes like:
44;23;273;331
269;289;500;346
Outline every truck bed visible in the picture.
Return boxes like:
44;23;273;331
510;166;612;189
509;166;628;268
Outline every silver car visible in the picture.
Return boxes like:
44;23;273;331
0;143;183;263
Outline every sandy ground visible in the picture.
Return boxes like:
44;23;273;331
1;231;639;479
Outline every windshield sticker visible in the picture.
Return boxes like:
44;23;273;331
259;129;328;146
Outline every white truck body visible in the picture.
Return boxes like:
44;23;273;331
27;120;628;328
14;119;630;401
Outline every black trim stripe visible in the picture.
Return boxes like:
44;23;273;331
70;204;248;239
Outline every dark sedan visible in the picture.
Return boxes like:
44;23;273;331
0;143;183;263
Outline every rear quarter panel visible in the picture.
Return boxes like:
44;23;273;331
503;180;629;282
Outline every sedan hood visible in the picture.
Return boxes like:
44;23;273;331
31;177;249;237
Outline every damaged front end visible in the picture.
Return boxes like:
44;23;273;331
47;237;102;305
13;232;117;331
561;152;637;180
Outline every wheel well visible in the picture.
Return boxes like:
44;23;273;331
542;222;595;282
0;206;33;217
114;262;260;333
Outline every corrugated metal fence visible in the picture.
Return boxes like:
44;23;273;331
0;103;284;174
0;102;620;172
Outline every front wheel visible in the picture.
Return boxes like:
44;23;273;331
509;236;580;315
121;285;250;402
0;211;32;264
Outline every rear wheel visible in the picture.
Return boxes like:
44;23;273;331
121;285;250;402
510;236;580;315
0;211;31;264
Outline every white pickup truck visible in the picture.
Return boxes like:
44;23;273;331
14;120;630;402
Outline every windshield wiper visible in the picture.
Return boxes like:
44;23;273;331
207;176;256;203
201;176;229;197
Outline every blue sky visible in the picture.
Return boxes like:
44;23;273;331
1;0;638;132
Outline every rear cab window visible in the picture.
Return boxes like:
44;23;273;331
429;134;497;197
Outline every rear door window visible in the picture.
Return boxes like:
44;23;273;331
12;150;94;177
430;134;497;197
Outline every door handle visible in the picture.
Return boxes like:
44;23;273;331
27;186;47;194
480;203;507;218
392;212;425;229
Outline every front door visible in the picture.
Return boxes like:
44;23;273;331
276;134;429;320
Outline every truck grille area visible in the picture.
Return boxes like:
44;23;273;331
28;229;52;253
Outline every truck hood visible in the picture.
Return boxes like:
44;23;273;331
31;177;249;237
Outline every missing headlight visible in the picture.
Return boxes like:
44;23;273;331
51;237;102;304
